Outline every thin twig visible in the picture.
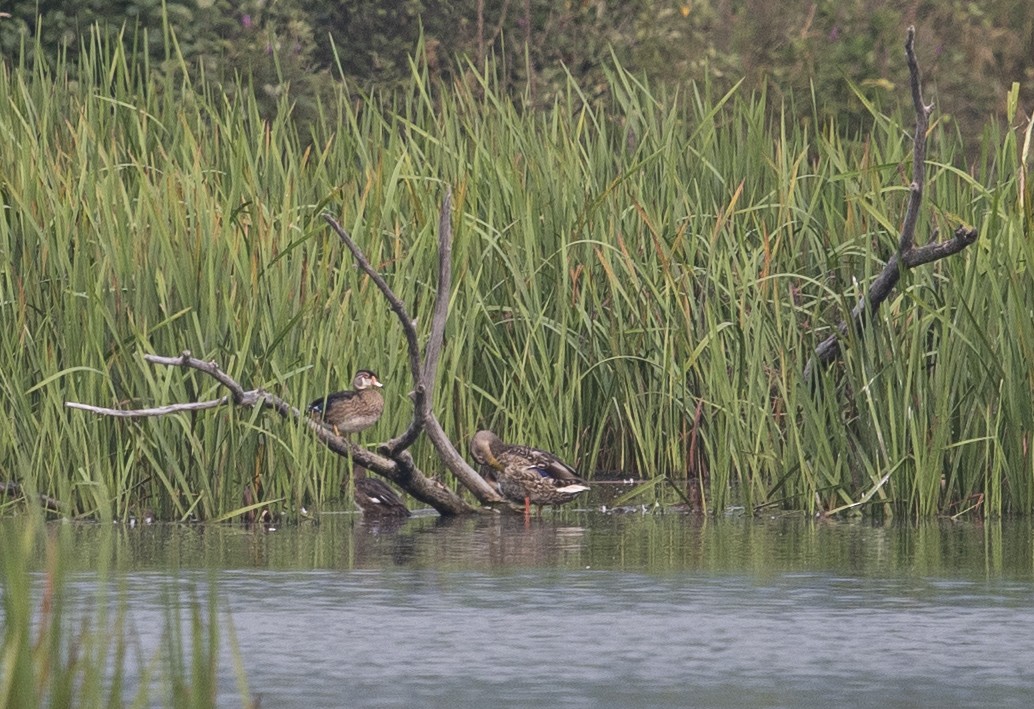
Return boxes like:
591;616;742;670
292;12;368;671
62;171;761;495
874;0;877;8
901;225;979;266
380;191;453;454
144;351;250;403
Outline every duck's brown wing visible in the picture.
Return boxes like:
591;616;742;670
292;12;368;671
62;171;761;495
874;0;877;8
307;389;358;415
505;445;586;485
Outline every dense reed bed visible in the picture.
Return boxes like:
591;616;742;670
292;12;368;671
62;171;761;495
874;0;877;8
1;31;1030;520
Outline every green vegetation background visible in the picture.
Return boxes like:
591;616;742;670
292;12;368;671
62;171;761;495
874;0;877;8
0;3;1032;521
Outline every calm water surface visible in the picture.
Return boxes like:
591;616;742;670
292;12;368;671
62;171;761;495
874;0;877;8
16;510;1034;707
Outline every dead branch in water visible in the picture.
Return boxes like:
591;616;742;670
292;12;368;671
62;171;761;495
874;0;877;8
68;191;507;517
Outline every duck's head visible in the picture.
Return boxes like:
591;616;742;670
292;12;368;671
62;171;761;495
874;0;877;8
470;430;503;468
352;369;384;390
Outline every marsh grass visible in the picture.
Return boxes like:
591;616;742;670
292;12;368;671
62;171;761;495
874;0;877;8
0;514;252;707
0;28;1030;519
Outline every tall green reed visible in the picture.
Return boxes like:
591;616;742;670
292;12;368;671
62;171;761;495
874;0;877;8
0;28;1028;519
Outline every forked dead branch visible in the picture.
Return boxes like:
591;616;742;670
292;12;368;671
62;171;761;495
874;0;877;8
68;190;507;517
803;26;979;380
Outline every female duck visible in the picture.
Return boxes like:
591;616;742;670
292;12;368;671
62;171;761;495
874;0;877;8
470;429;589;514
307;369;384;435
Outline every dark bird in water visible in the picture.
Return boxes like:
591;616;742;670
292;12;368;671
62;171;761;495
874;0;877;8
470;429;589;516
307;369;384;436
352;466;410;519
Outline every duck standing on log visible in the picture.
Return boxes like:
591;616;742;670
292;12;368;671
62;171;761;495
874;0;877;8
470;429;589;516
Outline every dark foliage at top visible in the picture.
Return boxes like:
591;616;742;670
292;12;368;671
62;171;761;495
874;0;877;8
2;1;1031;136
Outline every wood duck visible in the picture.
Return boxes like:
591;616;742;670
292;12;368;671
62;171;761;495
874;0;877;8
470;430;589;515
307;369;384;435
352;466;410;519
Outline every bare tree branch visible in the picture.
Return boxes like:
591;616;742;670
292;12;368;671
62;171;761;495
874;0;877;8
322;213;427;455
66;397;231;417
804;26;979;380
382;188;496;501
901;226;979;267
423;187;452;404
67;350;479;515
322;215;424;390
321;195;503;504
900;24;930;256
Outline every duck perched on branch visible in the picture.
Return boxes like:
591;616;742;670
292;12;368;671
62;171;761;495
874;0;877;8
470;430;589;515
307;369;384;436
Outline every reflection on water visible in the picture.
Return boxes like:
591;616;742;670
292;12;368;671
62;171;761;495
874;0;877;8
8;512;1034;707
47;510;1034;578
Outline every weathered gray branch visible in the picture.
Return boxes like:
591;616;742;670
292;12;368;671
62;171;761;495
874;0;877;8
804;26;979;380
423;187;453;408
66;396;231;417
321;216;424;389
324;212;428;455
67;350;478;515
322;193;503;505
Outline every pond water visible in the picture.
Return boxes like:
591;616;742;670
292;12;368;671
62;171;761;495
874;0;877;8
11;508;1034;708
